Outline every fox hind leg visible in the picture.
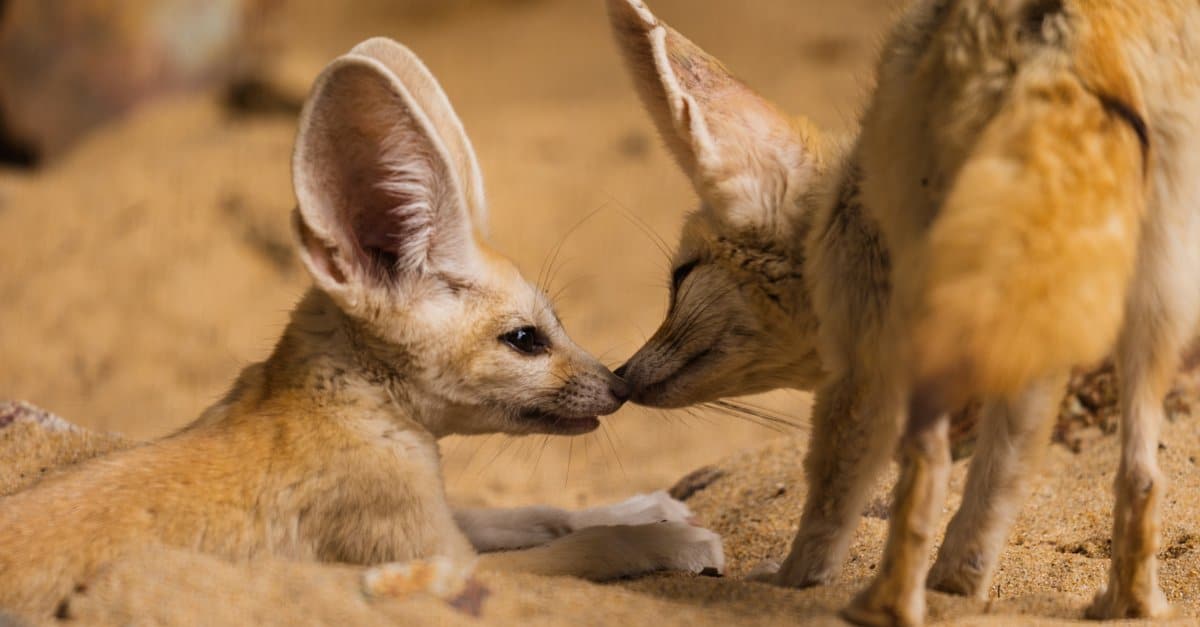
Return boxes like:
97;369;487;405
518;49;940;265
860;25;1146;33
842;403;951;627
1087;313;1192;618
1089;156;1200;619
927;374;1065;598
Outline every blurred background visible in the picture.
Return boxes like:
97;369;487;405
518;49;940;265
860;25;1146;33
0;0;891;510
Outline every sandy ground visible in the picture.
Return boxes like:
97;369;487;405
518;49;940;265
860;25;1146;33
1;0;1198;624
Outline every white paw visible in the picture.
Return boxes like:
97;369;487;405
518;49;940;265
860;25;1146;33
571;490;694;528
550;521;725;580
644;521;725;575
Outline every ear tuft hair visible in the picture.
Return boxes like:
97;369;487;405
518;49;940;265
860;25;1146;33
350;37;489;232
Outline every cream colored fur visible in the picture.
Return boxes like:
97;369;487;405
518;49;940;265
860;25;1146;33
0;38;723;620
608;1;1200;625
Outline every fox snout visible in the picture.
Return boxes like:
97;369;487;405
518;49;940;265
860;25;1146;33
553;367;630;414
615;329;721;408
511;364;629;436
553;334;631;410
613;358;665;405
608;372;632;404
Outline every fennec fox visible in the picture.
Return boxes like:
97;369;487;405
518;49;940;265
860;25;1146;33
0;38;723;619
609;0;1199;624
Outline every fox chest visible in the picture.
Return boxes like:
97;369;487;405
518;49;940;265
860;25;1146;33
271;425;472;564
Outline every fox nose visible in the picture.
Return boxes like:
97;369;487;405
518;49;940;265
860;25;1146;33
608;374;631;403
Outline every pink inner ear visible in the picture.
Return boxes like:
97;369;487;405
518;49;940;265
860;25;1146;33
308;64;450;283
341;150;435;279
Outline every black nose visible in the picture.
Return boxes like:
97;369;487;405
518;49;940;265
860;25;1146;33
614;363;629;379
608;376;631;403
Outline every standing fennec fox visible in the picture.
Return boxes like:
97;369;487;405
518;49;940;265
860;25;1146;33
0;37;723;619
608;0;1200;625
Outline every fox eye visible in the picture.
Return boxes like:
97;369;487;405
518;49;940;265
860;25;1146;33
671;259;700;294
500;326;548;355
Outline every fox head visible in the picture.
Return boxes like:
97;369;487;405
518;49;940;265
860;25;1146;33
607;0;829;407
290;38;627;437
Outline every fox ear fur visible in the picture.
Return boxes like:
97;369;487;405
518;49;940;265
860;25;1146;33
348;37;488;232
606;0;824;228
291;43;484;306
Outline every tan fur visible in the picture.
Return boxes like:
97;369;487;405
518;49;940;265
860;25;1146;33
608;0;829;407
860;0;1147;403
848;2;1200;624
607;0;901;596
609;1;1200;624
0;38;723;620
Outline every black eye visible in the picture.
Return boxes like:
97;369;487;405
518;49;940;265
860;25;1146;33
500;326;548;355
671;259;700;294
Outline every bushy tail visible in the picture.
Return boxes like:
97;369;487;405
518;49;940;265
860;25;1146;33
914;61;1147;405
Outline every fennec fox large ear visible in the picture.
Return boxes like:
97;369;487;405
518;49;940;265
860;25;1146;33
607;0;823;227
291;46;481;306
348;37;488;232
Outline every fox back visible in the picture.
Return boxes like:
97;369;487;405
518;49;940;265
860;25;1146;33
857;0;1191;406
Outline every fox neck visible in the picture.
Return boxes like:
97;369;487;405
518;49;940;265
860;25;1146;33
198;289;451;439
732;156;836;388
764;208;825;374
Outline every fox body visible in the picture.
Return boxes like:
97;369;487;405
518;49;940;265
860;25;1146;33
0;38;723;619
609;0;1200;625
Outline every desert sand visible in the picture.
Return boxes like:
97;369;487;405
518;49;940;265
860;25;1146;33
2;0;1199;624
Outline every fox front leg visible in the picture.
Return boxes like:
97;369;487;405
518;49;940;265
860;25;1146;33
454;491;695;552
475;521;724;581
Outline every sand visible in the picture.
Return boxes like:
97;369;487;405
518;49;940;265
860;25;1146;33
1;0;1198;624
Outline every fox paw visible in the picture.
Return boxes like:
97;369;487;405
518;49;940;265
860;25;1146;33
926;551;988;598
746;559;781;583
841;581;924;627
548;520;724;580
773;543;839;589
642;521;725;575
746;557;835;588
571;490;694;528
1086;584;1172;620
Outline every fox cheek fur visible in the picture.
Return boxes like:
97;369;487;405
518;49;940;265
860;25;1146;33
621;217;822;407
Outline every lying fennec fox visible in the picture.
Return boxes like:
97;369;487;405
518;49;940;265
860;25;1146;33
609;0;1197;624
0;38;723;618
